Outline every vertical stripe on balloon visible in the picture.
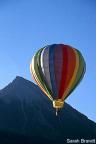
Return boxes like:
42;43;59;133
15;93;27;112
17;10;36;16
54;44;63;97
59;45;76;99
49;44;58;99
37;49;53;99
58;45;69;99
41;47;52;92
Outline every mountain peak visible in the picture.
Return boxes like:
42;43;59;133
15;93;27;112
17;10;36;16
11;76;35;87
14;76;29;83
0;76;38;97
15;76;24;80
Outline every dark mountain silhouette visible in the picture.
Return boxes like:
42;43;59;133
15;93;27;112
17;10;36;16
0;76;96;144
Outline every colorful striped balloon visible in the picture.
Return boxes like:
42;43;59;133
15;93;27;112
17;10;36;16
30;44;86;115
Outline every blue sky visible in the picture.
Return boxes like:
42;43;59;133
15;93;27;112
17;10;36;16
0;0;96;121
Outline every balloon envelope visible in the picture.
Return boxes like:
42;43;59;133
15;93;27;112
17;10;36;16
30;44;86;109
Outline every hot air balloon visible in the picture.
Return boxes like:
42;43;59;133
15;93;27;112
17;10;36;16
30;44;86;116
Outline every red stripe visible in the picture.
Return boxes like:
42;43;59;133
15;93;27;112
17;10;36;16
58;45;68;98
60;46;76;99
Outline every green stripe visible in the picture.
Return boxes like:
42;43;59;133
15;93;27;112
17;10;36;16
33;48;49;96
34;48;53;100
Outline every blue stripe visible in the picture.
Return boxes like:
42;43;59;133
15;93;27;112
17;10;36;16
49;44;58;99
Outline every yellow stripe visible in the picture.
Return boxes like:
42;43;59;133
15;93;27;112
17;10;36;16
30;56;53;101
62;49;79;100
